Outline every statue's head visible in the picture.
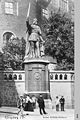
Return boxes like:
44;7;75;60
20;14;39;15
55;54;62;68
33;18;38;25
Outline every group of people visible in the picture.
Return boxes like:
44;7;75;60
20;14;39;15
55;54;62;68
17;94;65;115
17;94;47;115
55;96;65;111
17;95;36;112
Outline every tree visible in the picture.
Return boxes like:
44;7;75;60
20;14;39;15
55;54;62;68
42;11;74;70
2;37;26;70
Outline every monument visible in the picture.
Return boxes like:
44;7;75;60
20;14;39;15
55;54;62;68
24;3;50;100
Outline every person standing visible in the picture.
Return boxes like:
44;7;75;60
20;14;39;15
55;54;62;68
24;95;33;111
32;95;36;109
17;96;23;109
59;96;65;111
55;96;60;111
17;96;24;116
37;94;47;115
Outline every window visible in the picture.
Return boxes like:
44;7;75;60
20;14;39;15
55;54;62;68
60;0;68;12
13;74;17;80
64;74;67;80
4;74;7;80
42;8;49;18
3;32;14;44
50;74;53;80
59;74;63;80
5;2;13;14
55;74;58;80
9;74;12;80
16;2;19;16
71;74;74;80
53;0;60;8
19;74;22;80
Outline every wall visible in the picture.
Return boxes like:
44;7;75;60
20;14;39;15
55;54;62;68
0;70;74;108
49;71;74;109
0;71;25;106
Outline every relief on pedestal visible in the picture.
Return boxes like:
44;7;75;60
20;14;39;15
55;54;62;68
34;72;41;81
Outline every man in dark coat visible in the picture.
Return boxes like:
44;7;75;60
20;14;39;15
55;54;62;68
37;94;47;115
59;96;65;111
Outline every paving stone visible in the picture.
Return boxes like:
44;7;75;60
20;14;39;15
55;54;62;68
0;107;74;120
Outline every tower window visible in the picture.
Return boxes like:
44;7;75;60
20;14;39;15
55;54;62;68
60;0;68;12
53;0;60;8
3;32;14;44
42;8;49;18
5;2;13;14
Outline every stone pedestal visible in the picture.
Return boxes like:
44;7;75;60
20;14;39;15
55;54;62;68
24;58;50;99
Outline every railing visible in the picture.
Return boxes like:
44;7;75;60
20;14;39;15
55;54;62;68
0;70;74;82
1;71;25;81
49;71;74;81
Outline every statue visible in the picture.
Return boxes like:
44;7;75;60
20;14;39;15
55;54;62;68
25;17;45;58
25;3;45;58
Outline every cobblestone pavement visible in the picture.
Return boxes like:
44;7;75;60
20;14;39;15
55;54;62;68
0;107;74;120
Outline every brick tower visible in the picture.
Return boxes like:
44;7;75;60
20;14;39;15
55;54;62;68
0;0;37;50
0;0;51;50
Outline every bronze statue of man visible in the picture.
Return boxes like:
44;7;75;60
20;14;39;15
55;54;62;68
25;17;44;58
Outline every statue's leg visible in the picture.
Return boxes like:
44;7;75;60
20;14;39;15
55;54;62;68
31;41;35;58
40;43;45;57
36;41;40;58
30;42;32;58
34;42;37;58
33;42;35;58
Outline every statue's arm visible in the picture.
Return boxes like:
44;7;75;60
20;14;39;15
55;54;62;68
38;28;45;43
26;17;32;34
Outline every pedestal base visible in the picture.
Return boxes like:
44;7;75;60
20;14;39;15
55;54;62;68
24;58;50;99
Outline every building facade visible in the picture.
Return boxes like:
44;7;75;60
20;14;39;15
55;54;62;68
0;0;37;50
0;0;51;50
42;0;74;19
0;0;74;50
